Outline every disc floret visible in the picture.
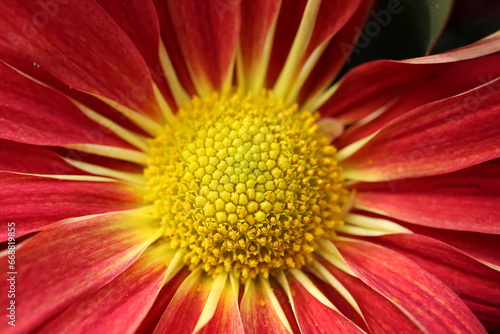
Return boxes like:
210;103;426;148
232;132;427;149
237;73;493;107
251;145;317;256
144;88;346;280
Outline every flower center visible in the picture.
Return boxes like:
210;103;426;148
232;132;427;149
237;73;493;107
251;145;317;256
144;88;347;280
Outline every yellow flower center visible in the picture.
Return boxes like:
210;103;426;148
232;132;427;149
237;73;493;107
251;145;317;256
144;88;347;280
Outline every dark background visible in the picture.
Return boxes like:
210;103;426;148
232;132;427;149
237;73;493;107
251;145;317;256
341;0;500;74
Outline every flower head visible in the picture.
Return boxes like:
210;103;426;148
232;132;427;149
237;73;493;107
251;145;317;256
0;1;499;333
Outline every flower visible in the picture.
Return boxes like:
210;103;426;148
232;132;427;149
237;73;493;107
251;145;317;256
1;0;499;333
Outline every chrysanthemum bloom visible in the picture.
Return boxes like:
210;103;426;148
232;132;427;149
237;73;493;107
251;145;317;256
1;1;499;333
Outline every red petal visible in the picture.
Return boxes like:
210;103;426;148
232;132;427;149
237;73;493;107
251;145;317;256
406;224;500;269
319;258;422;334
39;244;170;334
375;233;500;328
353;160;500;233
0;42;151;138
342;79;500;181
0;141;85;175
136;269;189;333
0;0;162;120
241;278;293;333
285;271;364;333
95;0;174;108
320;33;500;123
304;0;362;56
153;270;212;333
0;212;159;333
0;62;136;149
336;239;487;333
166;0;241;93
0;172;142;241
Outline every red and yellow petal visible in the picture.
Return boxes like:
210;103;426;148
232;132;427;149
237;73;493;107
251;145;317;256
336;239;487;333
0;172;142;241
320;258;422;333
353;160;500;233
166;0;241;95
0;0;162;121
196;275;244;334
154;272;245;333
374;233;500;328
38;242;172;334
152;0;197;98
270;0;367;102
0;63;137;150
153;269;211;333
95;0;175;108
279;270;364;333
238;0;281;91
299;0;374;105
265;0;307;88
0;210;160;333
136;269;190;333
305;0;363;57
341;79;500;181
241;276;293;333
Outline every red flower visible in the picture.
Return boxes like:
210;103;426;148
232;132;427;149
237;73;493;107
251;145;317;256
0;1;499;333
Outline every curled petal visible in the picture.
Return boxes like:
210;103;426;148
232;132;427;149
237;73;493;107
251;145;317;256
406;225;500;270
336;54;500;148
319;33;500;123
